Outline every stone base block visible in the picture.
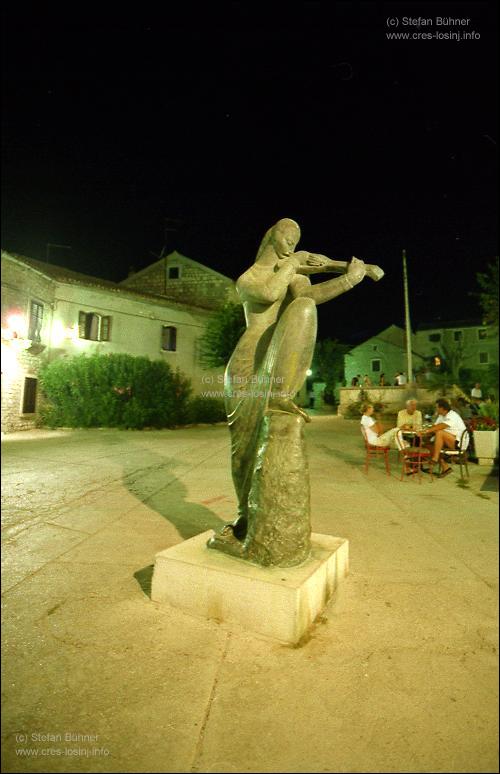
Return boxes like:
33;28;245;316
151;531;349;644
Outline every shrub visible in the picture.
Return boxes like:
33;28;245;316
343;389;385;418
470;402;499;430
186;396;227;424
39;353;191;429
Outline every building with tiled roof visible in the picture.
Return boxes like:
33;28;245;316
1;250;236;432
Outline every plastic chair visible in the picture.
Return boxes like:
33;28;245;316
440;428;470;479
361;426;391;476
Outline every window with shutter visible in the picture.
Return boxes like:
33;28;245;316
78;312;112;341
28;301;44;342
100;316;111;341
78;311;87;338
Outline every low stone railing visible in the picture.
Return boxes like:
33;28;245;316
338;385;442;417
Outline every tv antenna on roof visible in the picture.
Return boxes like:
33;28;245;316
46;243;72;263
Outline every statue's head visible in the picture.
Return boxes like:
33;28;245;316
257;218;301;261
271;218;300;260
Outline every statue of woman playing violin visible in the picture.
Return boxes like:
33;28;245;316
207;218;383;567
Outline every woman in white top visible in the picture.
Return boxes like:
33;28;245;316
360;404;406;449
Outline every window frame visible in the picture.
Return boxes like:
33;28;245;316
161;325;177;352
78;311;112;342
167;266;181;280
21;376;38;415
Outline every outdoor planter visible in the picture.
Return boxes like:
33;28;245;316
472;429;499;466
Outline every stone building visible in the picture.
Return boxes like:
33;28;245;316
344;325;425;387
344;321;498;387
1;250;236;433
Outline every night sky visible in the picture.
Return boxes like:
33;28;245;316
2;3;497;342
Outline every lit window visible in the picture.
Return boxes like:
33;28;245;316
22;377;37;414
161;326;177;351
478;329;487;340
479;352;489;364
28;301;44;342
371;359;381;373
78;312;112;341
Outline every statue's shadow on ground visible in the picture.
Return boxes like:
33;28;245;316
122;450;225;598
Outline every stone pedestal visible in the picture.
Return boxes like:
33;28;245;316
152;531;349;644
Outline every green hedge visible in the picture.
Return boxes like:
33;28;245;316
186;396;226;424
39;353;192;429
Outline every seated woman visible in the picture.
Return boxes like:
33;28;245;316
361;404;407;450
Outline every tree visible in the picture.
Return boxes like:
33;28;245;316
475;257;499;329
312;338;350;404
439;339;472;381
198;302;246;369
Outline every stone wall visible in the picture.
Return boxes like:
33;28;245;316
1;346;48;432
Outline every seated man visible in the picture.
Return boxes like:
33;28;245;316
471;382;482;401
361;404;407;450
418;398;469;478
397;399;423;431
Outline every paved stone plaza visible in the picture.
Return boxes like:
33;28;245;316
1;417;498;773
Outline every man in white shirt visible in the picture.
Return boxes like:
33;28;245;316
397;372;407;386
418;398;468;478
471;383;482;400
361;404;406;450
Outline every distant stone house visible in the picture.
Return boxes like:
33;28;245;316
344;321;498;387
413;320;498;378
1;250;236;433
344;325;426;386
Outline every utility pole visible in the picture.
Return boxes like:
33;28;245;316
402;248;413;383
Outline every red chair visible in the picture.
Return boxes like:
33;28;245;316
399;447;434;483
361;426;391;475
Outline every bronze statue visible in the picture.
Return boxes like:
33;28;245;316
207;218;383;566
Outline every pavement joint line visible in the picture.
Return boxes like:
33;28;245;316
0;526;93;598
41;519;99;536
189;631;231;773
